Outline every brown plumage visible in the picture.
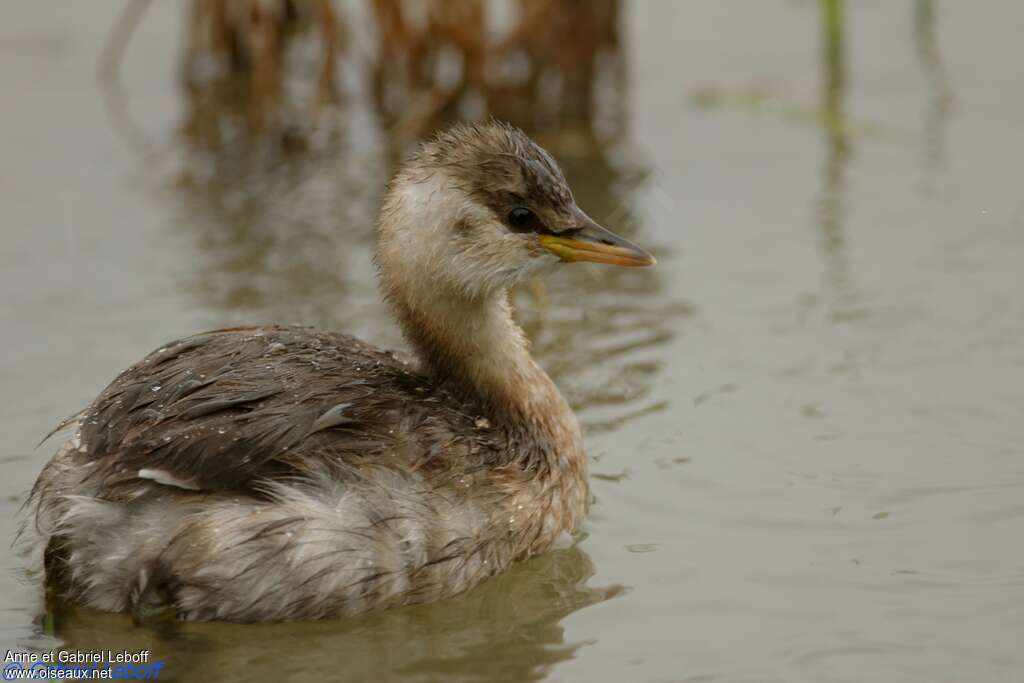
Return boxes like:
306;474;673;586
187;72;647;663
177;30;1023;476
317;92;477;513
23;122;654;622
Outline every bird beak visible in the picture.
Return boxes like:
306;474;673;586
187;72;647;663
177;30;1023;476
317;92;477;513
539;210;656;267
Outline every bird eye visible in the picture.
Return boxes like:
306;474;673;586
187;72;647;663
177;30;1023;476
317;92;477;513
506;207;539;233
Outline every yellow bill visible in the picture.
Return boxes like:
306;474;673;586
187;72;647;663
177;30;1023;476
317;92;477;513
540;213;655;267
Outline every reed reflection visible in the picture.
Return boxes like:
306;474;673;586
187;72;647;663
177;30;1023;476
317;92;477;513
180;0;345;155
173;1;627;158
371;0;626;155
815;0;863;322
913;0;956;175
173;144;389;333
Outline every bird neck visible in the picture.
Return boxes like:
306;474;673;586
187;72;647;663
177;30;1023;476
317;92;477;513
395;287;546;412
389;281;589;537
391;282;585;481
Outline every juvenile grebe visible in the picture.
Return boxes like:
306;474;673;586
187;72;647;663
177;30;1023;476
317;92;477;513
25;122;654;622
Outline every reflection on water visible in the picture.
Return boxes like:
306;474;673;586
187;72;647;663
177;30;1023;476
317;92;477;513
174;141;389;333
35;546;622;683
814;0;862;323
98;0;159;157
815;0;956;316
180;0;344;154
167;0;626;157
913;0;955;174
371;0;626;154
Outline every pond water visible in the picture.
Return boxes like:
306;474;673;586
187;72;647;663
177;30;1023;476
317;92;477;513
2;2;1023;681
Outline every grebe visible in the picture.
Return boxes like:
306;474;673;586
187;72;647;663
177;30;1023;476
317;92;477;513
25;122;654;622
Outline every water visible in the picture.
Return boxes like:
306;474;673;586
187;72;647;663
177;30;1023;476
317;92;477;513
2;2;1023;681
